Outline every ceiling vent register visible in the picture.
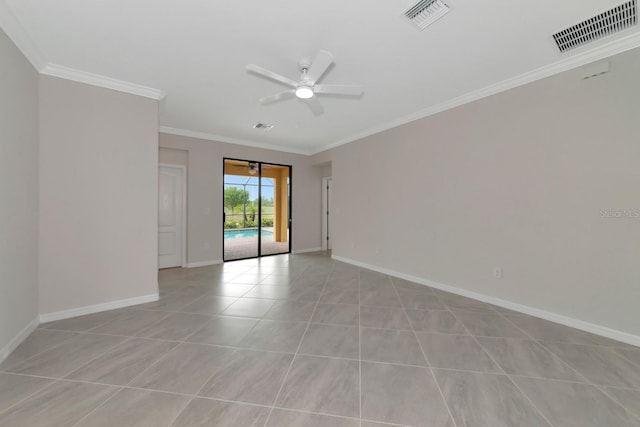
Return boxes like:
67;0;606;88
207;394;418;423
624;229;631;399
253;123;274;130
403;0;451;30
553;0;637;52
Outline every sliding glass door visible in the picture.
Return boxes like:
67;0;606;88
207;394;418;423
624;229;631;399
223;158;291;261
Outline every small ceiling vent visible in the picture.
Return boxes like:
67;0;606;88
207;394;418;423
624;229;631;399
253;123;274;130
553;0;637;53
403;0;451;30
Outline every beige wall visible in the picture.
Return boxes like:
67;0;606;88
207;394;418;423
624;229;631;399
317;48;640;337
160;147;188;166
39;76;159;315
0;28;39;357
160;133;324;263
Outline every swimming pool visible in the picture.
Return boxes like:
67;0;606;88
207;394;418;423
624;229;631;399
224;229;273;239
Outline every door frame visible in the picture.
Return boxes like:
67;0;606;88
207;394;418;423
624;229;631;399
322;177;332;251
159;163;187;268
223;157;293;262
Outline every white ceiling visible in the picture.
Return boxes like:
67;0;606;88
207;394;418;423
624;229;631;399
2;0;639;154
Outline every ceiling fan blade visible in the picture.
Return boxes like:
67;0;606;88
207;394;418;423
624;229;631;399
259;90;295;105
313;84;363;96
246;64;298;87
303;96;324;115
306;50;334;83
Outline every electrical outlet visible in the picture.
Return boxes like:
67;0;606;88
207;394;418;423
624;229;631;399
493;267;503;279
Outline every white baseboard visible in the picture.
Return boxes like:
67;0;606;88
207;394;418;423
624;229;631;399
186;260;223;268
293;247;324;254
39;293;159;323
0;317;39;364
332;255;640;347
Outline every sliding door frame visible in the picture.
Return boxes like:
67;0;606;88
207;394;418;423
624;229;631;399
222;157;292;262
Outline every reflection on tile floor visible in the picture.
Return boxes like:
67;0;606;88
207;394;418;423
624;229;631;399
224;236;289;261
1;251;639;426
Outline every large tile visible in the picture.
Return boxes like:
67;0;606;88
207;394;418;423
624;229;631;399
40;309;130;332
300;324;359;359
221;297;277;317
239;319;307;352
513;376;640;427
276;355;359;417
361;328;427;366
360;421;402;427
0;380;117;426
0;373;54;413
134;312;211;340
613;346;640;367
477;337;583;381
604;387;640;419
320;285;359;304
435;292;496;313
396;290;445;310
361;422;405;427
543;342;640;387
205;283;256;297
130;343;235;394
75;388;191;427
286;285;324;302
199;349;292;404
434;370;549;427
65;338;177;385
416;333;500;372
0;329;79;370
311;303;359;326
454;312;528;338
266;409;359;427
90;309;172;336
361;361;453;427
360;287;402;308
360;306;411;330
406;309;467;334
263;300;316;321
393;278;432;292
136;293;201;312
179;295;238;315
185;315;259;346
244;285;299;299
5;333;126;377
506;314;605;345
170;397;270;427
259;275;295;285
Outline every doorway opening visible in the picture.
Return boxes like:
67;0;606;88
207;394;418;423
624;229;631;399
223;158;291;261
322;177;332;251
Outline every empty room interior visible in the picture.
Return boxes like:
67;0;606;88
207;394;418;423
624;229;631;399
1;1;640;426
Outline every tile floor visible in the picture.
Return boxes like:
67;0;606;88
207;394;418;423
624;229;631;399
1;252;639;426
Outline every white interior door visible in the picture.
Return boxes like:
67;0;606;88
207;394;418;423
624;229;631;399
322;177;332;250
158;165;185;268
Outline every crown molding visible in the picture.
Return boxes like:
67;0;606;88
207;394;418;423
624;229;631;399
159;126;313;155
311;30;640;155
0;0;47;69
41;63;166;100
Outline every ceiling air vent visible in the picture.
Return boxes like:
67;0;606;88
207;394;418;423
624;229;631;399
553;0;637;53
253;123;274;130
403;0;451;30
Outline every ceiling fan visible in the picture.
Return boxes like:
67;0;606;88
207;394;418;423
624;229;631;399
246;50;363;115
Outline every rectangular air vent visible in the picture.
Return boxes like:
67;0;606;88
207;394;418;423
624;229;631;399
553;0;637;53
403;0;451;30
253;123;274;130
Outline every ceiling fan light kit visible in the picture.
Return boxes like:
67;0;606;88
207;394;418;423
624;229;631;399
295;85;314;99
247;50;363;115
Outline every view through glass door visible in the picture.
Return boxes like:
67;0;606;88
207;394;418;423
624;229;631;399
223;159;291;261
